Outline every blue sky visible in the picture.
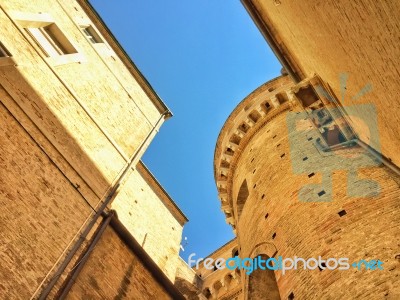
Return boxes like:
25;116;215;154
90;0;281;262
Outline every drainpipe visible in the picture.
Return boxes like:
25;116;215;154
38;110;170;299
240;0;301;83
57;211;186;300
356;140;400;177
57;210;115;300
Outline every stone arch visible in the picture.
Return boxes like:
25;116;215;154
248;242;278;259
237;179;249;219
224;273;234;288
203;287;212;299
212;280;223;296
245;242;280;300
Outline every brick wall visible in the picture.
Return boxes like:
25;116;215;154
66;226;173;300
251;0;400;168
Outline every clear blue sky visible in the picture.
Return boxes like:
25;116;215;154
90;0;281;262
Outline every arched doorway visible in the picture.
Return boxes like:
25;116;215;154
247;254;280;300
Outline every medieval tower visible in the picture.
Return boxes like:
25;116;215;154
213;73;400;299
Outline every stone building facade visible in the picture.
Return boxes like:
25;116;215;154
0;0;189;299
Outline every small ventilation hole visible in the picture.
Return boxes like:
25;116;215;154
318;262;326;271
338;210;347;217
273;135;277;139
308;137;313;141
253;184;257;189
253;169;256;174
303;157;308;161
251;158;255;163
272;232;276;239
277;144;281;147
318;190;326;197
280;153;285;158
261;194;265;199
308;172;315;178
265;213;269;219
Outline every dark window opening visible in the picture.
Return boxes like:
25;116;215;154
273;135;277;139
225;148;234;155
280;153;285;158
295;85;319;107
307;137;313;141
265;213;269;219
233;249;239;257
236;180;249;219
318;262;326;271
253;169;256;174
81;25;103;44
303;157;308;161
261;194;265;199
277;143;281;147
0;42;11;57
308;172;315;178
272;232;276;239
288;292;295;300
253;184;257;189
338;210;347;217
318;190;326;197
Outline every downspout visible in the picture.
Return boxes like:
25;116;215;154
240;0;301;83
57;210;115;300
108;214;186;300
356;140;400;177
57;212;186;300
38;110;170;299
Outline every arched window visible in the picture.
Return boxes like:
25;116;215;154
224;274;233;288
232;246;239;258
248;255;280;299
203;288;211;299
237;179;249;219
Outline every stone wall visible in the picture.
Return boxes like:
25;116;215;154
66;226;174;300
250;0;400;168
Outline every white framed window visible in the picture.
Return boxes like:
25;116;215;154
10;11;84;66
25;24;77;57
81;25;103;44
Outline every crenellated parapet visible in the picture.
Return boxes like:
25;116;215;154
214;75;295;231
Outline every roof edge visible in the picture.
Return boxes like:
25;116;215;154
78;0;172;118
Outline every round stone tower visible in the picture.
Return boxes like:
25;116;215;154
214;75;400;299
